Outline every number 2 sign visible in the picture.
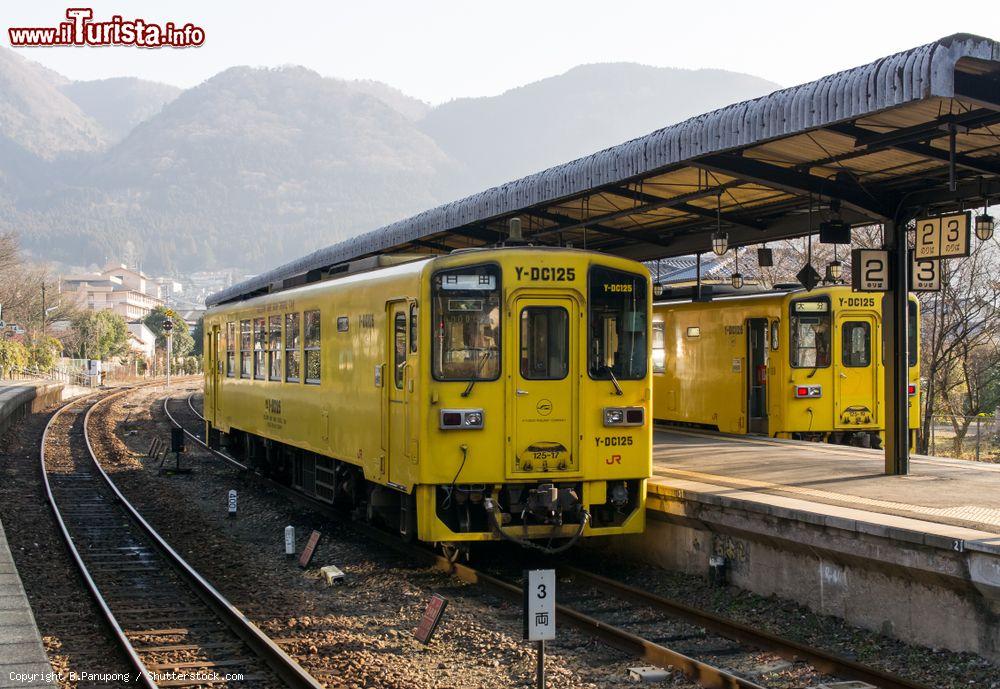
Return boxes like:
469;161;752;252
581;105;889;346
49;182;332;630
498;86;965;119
915;212;971;260
850;249;890;292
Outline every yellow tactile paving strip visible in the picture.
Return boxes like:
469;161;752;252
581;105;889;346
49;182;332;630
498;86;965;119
653;465;1000;530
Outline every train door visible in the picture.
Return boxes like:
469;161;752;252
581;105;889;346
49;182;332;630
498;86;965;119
210;325;221;422
510;297;578;475
746;318;768;435
384;302;410;484
835;314;877;426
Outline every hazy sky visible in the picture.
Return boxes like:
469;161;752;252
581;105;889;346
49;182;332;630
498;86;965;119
6;1;999;103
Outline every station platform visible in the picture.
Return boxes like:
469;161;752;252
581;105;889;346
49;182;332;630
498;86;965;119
626;427;1000;661
0;520;55;688
649;427;1000;549
0;381;60;688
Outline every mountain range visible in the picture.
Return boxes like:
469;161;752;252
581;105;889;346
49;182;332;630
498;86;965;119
0;45;779;273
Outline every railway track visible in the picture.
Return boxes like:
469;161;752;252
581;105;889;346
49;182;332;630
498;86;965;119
164;389;931;689
41;387;322;689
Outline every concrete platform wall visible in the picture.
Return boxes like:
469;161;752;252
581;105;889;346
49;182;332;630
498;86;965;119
0;383;64;438
609;497;1000;661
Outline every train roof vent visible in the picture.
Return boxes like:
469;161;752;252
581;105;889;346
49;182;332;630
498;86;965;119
773;283;805;292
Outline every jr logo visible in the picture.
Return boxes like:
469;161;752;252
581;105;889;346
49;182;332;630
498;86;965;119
264;398;282;414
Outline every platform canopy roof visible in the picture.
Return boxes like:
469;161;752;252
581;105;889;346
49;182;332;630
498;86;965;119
209;34;1000;306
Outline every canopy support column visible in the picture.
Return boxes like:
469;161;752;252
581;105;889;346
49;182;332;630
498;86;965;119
883;220;910;475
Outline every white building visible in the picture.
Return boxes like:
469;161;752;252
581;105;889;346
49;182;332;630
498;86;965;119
126;322;156;361
60;262;166;321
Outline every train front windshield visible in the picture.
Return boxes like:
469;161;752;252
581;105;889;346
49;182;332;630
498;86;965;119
432;264;502;380
588;266;648;380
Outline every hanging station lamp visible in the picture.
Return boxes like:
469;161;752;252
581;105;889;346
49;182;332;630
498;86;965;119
976;200;994;241
711;192;728;256
825;245;843;282
730;246;743;289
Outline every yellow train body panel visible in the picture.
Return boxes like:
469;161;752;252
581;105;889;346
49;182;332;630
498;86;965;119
652;286;920;445
203;248;651;545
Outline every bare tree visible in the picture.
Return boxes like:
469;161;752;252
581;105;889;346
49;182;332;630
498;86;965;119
917;234;1000;454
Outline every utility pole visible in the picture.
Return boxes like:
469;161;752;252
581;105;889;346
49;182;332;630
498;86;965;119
41;283;45;337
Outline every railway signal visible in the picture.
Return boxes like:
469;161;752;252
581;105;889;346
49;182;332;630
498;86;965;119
163;316;174;385
524;569;555;689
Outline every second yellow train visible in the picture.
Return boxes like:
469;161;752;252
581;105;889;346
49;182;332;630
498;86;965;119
651;285;920;448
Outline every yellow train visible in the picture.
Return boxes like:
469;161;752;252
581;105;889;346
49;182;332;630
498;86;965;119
651;285;920;448
203;247;651;552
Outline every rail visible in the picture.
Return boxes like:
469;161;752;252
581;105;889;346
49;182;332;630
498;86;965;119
164;389;931;689
42;384;321;688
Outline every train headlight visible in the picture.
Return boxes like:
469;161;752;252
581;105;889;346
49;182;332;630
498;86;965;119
440;409;484;429
908;384;917;396
794;385;822;399
603;407;644;427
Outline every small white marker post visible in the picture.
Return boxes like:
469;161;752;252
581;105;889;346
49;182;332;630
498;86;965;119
228;489;237;518
284;526;295;557
524;569;555;689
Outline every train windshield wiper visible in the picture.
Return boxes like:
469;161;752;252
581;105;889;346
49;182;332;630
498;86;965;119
461;349;492;398
600;365;624;396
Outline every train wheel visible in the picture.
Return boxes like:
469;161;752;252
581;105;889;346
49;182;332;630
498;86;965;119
441;543;461;563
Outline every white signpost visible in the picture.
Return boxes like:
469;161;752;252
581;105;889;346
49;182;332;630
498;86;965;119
850;249;890;292
284;525;295;557
228;489;237;518
524;569;555;689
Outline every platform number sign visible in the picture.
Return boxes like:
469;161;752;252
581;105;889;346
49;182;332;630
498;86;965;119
850;249;890;292
909;251;941;292
524;569;555;641
915;212;971;260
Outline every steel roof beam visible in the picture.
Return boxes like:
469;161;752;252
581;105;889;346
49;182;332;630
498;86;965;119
847;108;1000;149
522;208;674;248
408;238;453;252
694;154;893;220
529;180;755;239
829;123;1000;177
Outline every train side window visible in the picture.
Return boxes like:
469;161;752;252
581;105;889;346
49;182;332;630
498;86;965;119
253;318;266;380
409;303;418;353
304;310;321;384
908;299;918;367
240;320;251;378
520;306;569;380
285;313;301;382
225;322;236;377
841;321;871;367
651;321;666;374
789;298;831;368
268;315;282;381
394;312;407;389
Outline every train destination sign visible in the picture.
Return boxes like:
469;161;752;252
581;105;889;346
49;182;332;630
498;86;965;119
850;249;890;292
915;211;971;260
